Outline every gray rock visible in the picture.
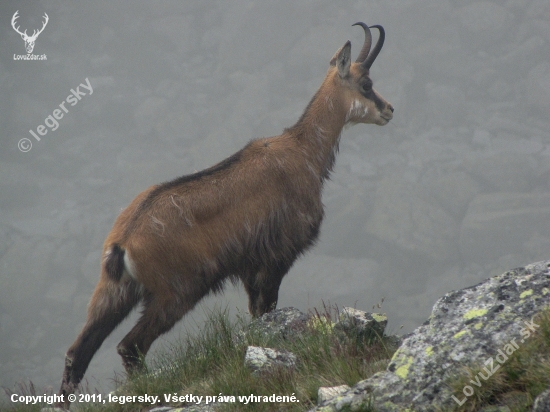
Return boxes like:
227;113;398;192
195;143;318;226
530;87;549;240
317;385;351;405
533;388;550;412
245;307;309;340
312;260;550;412
334;307;387;341
244;346;297;374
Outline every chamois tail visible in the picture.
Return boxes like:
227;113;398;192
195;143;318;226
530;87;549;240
104;244;125;282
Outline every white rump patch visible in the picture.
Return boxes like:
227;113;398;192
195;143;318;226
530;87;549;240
123;251;138;281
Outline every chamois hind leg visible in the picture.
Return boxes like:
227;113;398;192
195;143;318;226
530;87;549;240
116;294;189;373
58;277;141;408
243;267;287;317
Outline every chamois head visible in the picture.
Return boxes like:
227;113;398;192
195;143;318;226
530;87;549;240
329;23;394;126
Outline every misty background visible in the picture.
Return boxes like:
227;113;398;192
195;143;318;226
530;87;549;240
1;0;550;400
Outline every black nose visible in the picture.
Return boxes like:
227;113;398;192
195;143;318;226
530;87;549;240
388;104;394;113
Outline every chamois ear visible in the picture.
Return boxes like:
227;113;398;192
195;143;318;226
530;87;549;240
330;40;351;78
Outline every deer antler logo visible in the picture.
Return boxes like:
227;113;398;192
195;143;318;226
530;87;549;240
11;10;49;54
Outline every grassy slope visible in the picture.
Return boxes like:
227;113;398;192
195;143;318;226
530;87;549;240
4;306;394;412
5;308;549;412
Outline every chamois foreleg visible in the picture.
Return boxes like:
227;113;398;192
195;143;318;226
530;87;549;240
116;294;190;373
242;266;288;317
58;276;141;408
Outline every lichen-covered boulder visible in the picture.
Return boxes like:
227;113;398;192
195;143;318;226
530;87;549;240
244;307;310;340
317;385;351;405
334;307;387;341
244;346;297;374
312;261;550;412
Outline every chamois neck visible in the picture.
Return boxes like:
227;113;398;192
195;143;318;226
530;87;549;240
286;75;348;181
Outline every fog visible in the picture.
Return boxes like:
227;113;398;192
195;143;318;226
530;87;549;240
1;0;549;399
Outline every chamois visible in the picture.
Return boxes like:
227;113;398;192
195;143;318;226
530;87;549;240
58;22;393;408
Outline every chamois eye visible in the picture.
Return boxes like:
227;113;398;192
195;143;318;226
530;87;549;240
363;81;373;91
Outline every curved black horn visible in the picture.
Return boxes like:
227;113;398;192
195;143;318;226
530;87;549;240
362;25;385;69
352;22;372;64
